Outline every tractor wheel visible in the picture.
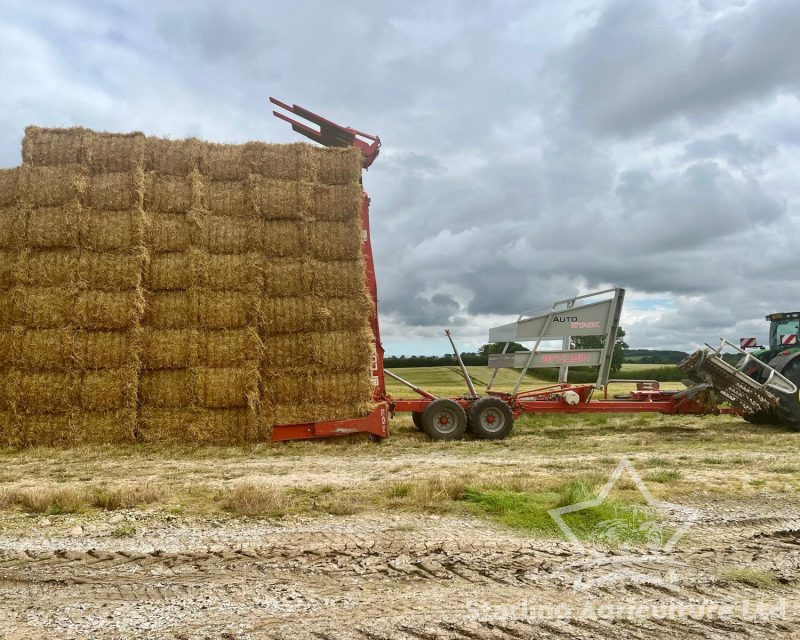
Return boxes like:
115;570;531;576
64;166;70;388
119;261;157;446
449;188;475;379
411;411;424;431
467;397;514;440
742;408;778;425
775;358;800;431
421;399;467;441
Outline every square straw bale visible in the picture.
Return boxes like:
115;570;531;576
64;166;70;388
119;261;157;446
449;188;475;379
260;371;311;406
308;259;366;298
80;367;137;411
21;126;87;167
201;143;251;181
26;205;81;248
262;259;311;297
82;209;144;251
14;250;79;288
145;252;192;290
142;328;261;369
143;291;194;329
194;366;259;409
262;220;305;258
19;166;86;208
199;328;262;367
306;219;362;260
13;287;75;328
307;146;363;186
243;143;305;182
144;136;204;176
198;290;260;329
10;328;75;370
78;330;136;370
0;330;13;363
262;329;372;371
139;369;194;408
143;290;259;330
258;295;373;335
145;213;191;252
84;131;145;173
143;173;193;213
249;177;304;220
311;370;374;406
141;329;197;369
196;214;265;253
305;182;363;222
198;252;262;290
0;409;136;447
138;407;259;445
85;172;143;211
6;370;79;413
0;168;20;207
75;251;145;291
75;289;144;330
0;207;24;248
204;179;254;217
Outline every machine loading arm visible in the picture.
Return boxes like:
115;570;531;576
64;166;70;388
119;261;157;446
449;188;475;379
270;97;381;168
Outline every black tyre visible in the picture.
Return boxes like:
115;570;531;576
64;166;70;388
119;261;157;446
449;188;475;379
742;408;778;425
775;358;800;430
421;399;467;441
467;397;514;440
411;411;424;431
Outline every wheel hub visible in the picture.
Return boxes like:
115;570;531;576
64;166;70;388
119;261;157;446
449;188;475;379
480;408;504;432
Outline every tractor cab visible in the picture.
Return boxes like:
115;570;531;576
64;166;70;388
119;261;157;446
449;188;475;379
767;312;800;350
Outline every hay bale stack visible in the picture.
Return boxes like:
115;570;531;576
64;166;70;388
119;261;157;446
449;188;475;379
0;126;375;446
0;127;147;445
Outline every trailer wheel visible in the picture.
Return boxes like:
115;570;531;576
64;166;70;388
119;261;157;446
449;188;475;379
411;411;424;431
422;399;467;441
742;408;777;425
468;397;514;440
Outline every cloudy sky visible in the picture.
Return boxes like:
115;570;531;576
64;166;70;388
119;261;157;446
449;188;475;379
2;0;799;356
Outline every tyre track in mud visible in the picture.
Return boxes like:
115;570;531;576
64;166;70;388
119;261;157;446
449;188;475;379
1;517;799;638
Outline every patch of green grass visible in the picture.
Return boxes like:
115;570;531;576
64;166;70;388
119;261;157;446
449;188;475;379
463;480;662;548
702;457;724;465
768;465;798;474
110;524;136;538
749;478;766;487
644;469;681;483
720;568;779;589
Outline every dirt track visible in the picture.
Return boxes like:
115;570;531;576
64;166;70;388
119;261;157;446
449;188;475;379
1;414;799;638
1;500;799;638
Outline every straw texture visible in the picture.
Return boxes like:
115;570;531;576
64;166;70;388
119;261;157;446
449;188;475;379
0;126;374;446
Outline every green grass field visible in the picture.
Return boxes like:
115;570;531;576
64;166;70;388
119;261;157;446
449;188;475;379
384;364;684;399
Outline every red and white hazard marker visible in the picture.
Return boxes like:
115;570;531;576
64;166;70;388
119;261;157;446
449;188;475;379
780;334;798;346
739;337;757;348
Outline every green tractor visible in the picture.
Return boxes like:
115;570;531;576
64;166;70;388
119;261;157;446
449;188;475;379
741;312;800;429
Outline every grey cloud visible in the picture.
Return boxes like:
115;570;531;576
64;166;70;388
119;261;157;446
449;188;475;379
682;133;776;167
563;0;800;134
2;0;799;354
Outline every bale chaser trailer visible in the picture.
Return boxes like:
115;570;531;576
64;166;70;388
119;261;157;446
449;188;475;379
268;99;797;442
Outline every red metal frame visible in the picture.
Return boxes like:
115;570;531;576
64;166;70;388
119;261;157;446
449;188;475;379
269;98;387;442
270;98;380;168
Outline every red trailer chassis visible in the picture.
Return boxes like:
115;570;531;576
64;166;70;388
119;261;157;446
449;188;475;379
267;99;737;442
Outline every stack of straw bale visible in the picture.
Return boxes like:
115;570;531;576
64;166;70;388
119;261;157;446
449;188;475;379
0;126;376;446
0;129;146;445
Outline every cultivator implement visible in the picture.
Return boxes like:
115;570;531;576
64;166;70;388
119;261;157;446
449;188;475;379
678;339;797;414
